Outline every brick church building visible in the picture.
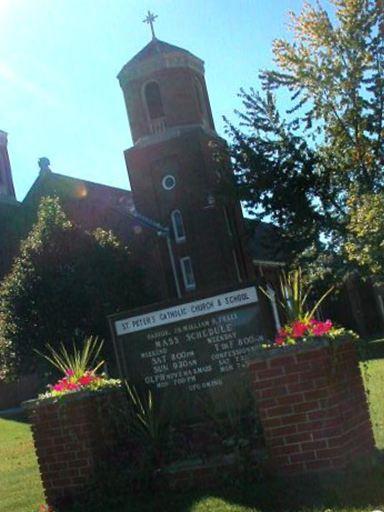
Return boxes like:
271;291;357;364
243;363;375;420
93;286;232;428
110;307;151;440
1;32;383;339
0;34;284;338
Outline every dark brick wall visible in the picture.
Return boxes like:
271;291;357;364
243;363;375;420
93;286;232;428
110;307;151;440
26;339;375;509
122;67;215;143
125;127;251;299
249;339;375;474
120;45;255;301
25;390;125;510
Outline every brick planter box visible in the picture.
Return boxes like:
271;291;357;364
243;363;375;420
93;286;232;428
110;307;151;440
248;338;375;475
23;388;125;510
24;386;263;508
24;338;375;509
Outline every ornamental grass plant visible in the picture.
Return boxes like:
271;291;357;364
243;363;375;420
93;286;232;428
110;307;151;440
262;268;356;347
36;336;120;398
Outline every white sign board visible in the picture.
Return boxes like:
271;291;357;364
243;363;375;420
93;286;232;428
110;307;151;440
115;286;258;335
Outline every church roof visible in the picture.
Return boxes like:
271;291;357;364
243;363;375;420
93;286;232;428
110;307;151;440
117;38;204;83
126;38;197;67
19;170;137;247
24;171;132;206
22;171;135;234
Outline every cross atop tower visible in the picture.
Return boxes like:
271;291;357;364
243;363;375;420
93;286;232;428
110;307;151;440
143;10;158;39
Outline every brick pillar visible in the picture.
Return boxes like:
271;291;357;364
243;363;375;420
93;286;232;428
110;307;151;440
249;339;375;475
24;389;124;510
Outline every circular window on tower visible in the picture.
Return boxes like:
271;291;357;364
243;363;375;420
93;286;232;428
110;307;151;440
162;174;176;191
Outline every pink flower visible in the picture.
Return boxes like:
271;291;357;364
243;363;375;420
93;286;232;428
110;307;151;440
291;320;309;338
52;378;67;392
78;373;97;386
311;319;333;336
66;381;81;391
275;327;288;345
50;369;103;395
52;376;80;392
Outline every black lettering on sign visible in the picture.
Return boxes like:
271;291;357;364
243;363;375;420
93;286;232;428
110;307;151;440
110;286;265;419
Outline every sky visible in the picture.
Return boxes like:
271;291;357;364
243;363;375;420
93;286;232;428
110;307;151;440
0;0;320;200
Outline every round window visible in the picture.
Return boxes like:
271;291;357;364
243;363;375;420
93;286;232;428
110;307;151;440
162;174;176;190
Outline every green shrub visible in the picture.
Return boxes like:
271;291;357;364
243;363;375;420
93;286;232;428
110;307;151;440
0;197;150;381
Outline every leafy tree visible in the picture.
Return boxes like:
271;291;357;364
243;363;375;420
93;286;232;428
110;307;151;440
225;0;383;281
344;191;384;281
225;92;322;260
0;197;150;381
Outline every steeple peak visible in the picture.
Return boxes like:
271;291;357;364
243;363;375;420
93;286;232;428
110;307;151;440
0;131;16;202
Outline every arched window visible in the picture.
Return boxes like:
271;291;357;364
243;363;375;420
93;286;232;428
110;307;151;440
171;209;186;243
144;81;164;119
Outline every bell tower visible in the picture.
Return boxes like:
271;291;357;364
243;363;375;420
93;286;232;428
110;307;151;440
0;130;17;202
118;19;250;298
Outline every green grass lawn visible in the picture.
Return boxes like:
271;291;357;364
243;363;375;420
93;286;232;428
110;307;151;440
0;413;44;512
1;352;383;512
361;358;384;449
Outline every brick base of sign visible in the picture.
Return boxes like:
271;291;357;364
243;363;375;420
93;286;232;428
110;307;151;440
24;339;375;508
163;462;238;490
248;339;375;475
23;389;124;510
161;449;265;491
24;388;262;509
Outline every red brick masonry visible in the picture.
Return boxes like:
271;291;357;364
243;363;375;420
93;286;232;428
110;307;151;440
24;339;375;508
24;389;123;509
249;339;375;474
